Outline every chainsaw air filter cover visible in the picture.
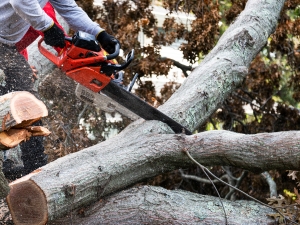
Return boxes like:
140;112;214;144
73;31;101;52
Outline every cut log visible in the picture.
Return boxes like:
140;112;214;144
25;126;52;137
6;172;47;225
0;91;49;150
0;127;51;150
1;185;277;224
0;91;48;132
0;91;50;150
0;129;31;151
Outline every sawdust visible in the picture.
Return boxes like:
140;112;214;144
0;199;13;224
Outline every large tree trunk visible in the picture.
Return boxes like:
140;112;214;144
5;0;286;224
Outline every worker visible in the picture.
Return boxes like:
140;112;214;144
1;1;66;182
0;0;119;198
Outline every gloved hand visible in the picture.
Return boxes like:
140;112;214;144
97;31;119;54
43;23;65;48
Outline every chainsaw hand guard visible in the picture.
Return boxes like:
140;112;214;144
105;41;120;60
100;49;134;75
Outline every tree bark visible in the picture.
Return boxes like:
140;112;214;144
158;0;285;131
6;0;286;224
49;185;275;225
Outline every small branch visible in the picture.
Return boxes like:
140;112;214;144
209;116;218;130
261;171;278;198
183;150;272;208
225;170;248;200
160;57;193;77
77;103;88;126
183;149;228;224
222;166;237;200
180;169;228;184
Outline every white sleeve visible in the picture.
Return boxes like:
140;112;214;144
9;0;53;31
49;0;103;36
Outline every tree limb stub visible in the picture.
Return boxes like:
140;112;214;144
6;130;300;224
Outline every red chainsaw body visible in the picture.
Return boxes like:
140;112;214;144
38;38;115;92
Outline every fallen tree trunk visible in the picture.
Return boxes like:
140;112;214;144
49;185;275;225
6;130;300;224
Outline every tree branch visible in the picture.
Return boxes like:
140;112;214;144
261;171;278;198
160;57;193;77
158;0;285;132
48;185;275;225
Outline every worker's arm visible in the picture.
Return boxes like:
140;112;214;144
49;0;103;36
9;0;53;31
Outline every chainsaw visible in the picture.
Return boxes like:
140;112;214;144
38;31;191;135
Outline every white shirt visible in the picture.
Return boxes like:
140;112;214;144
0;0;103;45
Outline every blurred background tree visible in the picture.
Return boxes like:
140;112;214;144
39;0;300;205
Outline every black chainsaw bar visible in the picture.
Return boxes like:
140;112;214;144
101;81;192;135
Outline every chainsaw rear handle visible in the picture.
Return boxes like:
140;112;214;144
65;36;72;42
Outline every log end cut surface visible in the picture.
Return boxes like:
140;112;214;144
6;173;47;225
10;91;48;124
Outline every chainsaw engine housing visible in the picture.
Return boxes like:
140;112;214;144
72;31;100;52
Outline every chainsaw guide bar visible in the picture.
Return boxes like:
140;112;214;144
75;84;139;121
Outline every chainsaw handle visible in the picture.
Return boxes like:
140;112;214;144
38;37;61;66
105;41;120;60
